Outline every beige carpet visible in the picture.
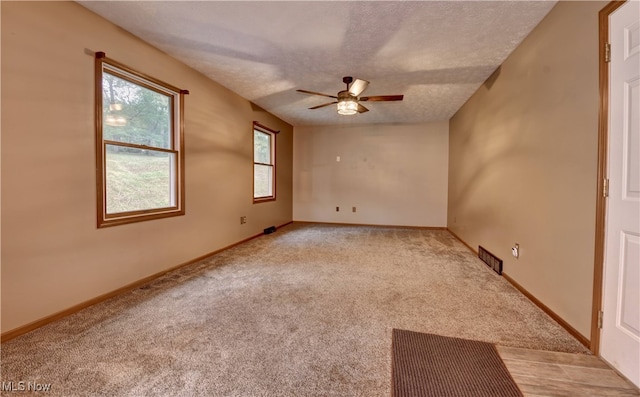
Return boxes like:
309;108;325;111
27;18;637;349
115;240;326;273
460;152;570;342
1;223;588;396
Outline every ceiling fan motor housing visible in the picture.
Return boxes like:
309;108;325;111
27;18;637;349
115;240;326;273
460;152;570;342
337;90;356;102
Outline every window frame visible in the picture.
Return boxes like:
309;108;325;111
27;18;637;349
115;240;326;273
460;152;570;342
253;121;278;203
95;52;188;228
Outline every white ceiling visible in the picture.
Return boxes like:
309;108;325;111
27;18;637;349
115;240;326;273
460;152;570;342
79;1;557;127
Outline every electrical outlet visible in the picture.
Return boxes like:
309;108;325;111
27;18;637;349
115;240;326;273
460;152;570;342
512;243;519;258
352;207;356;212
336;206;339;212
240;216;247;224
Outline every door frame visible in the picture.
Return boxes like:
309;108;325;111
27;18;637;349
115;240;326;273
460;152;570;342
592;0;627;355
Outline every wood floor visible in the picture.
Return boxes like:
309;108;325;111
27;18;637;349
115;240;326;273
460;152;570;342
497;346;639;396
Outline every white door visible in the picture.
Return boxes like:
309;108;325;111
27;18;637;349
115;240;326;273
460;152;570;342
601;0;640;388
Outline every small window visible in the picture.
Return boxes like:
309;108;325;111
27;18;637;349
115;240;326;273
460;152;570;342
253;122;278;202
95;52;188;227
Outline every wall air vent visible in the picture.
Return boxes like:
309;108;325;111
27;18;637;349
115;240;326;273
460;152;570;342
478;246;503;275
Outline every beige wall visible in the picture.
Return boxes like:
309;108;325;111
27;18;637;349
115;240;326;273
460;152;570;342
448;1;606;338
1;2;293;333
294;122;448;227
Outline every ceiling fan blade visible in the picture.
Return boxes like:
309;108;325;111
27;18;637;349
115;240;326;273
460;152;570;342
357;104;369;113
297;89;338;99
309;101;338;110
360;95;404;102
349;79;369;97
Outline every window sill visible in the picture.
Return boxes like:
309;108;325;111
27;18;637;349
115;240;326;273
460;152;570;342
98;209;184;228
253;197;276;204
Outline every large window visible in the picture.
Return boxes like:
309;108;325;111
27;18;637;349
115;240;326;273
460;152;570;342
253;122;278;202
95;52;188;227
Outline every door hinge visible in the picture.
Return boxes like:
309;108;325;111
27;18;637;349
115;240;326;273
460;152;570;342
603;178;609;198
605;43;611;63
598;311;604;329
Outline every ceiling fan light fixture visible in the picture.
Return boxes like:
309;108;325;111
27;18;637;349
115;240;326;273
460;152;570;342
337;99;358;116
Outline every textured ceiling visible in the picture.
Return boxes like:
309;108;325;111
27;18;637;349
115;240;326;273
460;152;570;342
79;1;556;126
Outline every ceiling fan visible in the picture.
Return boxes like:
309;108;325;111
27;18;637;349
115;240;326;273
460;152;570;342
296;76;404;116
